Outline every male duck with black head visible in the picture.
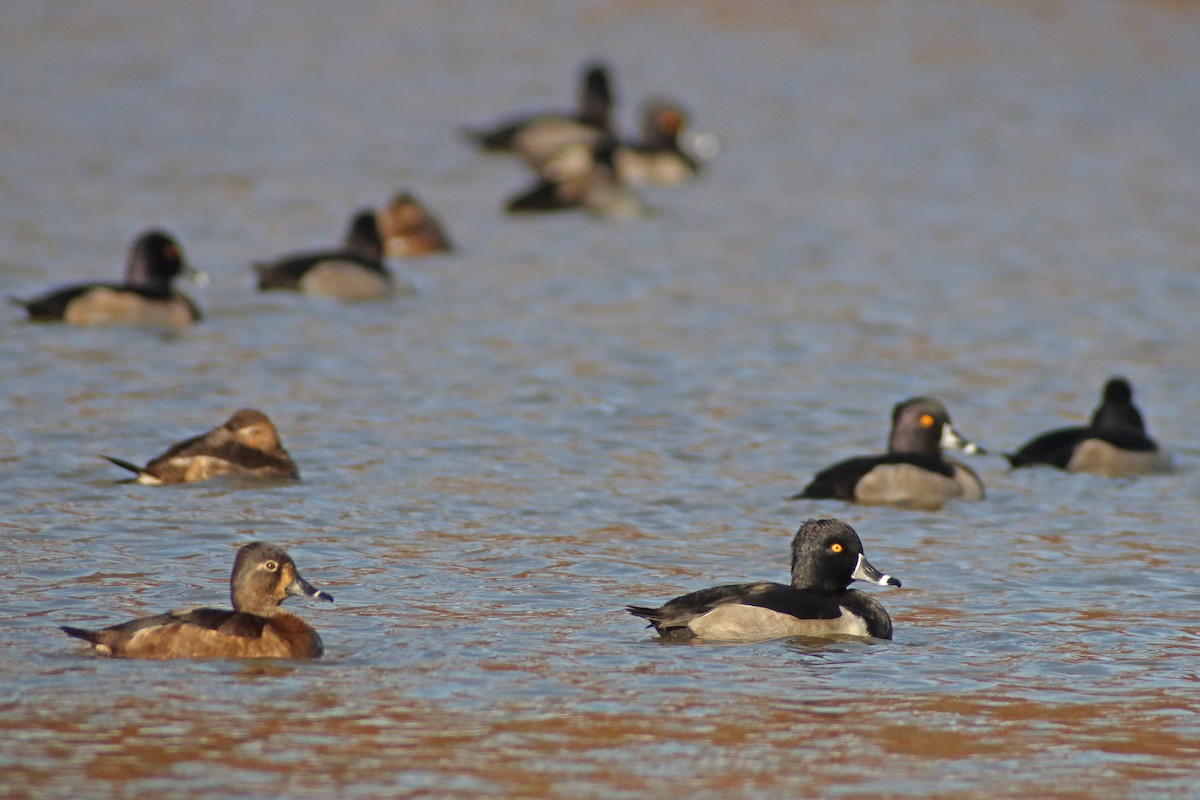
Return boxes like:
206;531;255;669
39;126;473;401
614;99;704;187
254;209;402;301
103;408;299;485
14;229;202;329
465;60;615;169
1006;377;1172;476
61;542;333;659
794;396;986;510
629;519;900;641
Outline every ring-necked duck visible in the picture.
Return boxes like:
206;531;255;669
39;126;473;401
377;190;453;257
793;396;986;510
61;542;332;659
465;61;614;168
13;229;201;329
103;409;299;485
613;99;702;187
506;139;644;219
254;210;398;301
1006;377;1172;476
628;518;900;641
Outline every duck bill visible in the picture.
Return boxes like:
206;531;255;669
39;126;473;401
940;423;987;455
682;129;721;161
851;553;901;588
183;265;212;288
286;573;334;603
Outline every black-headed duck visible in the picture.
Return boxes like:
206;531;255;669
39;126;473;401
61;542;332;659
104;408;299;485
254;210;398;301
1006;377;1172;476
793;396;986;510
465;60;614;168
13;229;201;329
377;190;453;257
628;519;900;641
613;99;702;187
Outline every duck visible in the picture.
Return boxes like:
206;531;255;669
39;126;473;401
613;99;702;187
377;190;453;257
628;518;900;641
13;229;202;329
505;138;644;219
1005;377;1172;476
464;61;614;169
792;396;986;510
103;408;300;485
254;209;397;301
60;542;332;659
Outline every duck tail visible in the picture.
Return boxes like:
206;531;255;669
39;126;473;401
101;455;143;476
626;605;661;622
60;625;101;644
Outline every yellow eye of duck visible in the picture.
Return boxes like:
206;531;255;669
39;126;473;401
263;560;278;572
830;543;843;554
919;413;935;427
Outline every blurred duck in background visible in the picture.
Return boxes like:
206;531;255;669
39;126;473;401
614;98;706;187
505;138;645;220
254;209;407;301
103;408;300;485
13;229;202;329
377;190;453;257
1006;377;1172;476
464;60;614;169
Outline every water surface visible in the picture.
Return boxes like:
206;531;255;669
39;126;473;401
3;2;1200;798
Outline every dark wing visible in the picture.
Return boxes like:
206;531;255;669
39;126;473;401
68;609;210;640
505;179;576;213
167;609;267;639
145;431;215;464
1006;427;1087;468
1092;430;1158;453
144;438;297;481
792;455;883;500
794;452;957;499
837;589;894;640
254;250;384;290
629;581;843;635
14;283;113;320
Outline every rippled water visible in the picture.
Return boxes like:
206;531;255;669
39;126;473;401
4;2;1200;798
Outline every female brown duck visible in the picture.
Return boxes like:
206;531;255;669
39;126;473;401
61;542;333;659
103;408;299;485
